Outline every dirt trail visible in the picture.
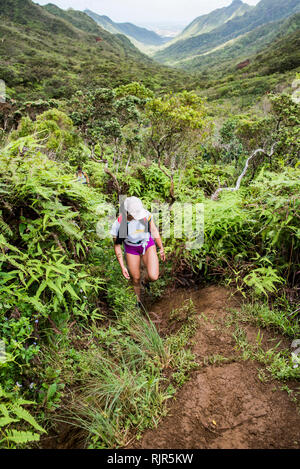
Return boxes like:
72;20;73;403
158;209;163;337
131;285;300;449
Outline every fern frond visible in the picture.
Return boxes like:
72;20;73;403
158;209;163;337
0;417;19;427
12;406;46;434
0;404;10;417
6;429;40;444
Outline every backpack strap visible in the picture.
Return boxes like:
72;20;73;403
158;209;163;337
115;214;127;245
146;215;151;233
115;214;151;245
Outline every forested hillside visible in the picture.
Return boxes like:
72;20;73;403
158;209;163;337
184;12;300;73
84;9;169;48
0;0;299;451
165;0;252;45
0;0;199;102
154;0;300;66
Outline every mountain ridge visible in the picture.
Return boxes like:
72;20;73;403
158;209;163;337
185;12;300;73
84;9;169;47
154;0;300;66
1;0;85;38
0;0;199;100
171;0;253;44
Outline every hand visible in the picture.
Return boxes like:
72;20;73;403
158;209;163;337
121;267;130;280
159;248;166;262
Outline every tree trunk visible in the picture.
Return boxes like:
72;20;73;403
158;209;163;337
104;168;121;196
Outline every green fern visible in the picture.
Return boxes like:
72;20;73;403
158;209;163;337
13;405;46;434
0;386;46;449
243;267;284;297
0;212;13;239
5;430;41;445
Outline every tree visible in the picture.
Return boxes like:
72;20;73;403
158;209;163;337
270;91;300;166
114;82;154;100
67;87;145;167
145;91;213;168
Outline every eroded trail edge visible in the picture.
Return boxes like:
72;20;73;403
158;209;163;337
130;286;300;449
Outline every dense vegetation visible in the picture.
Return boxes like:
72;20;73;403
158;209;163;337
181;12;300;73
0;0;200;103
0;0;299;450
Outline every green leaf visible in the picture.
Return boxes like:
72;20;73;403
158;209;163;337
0;416;19;427
13;405;46;434
35;280;48;299
6;429;41;444
64;284;80;300
0;403;9;416
46;383;57;402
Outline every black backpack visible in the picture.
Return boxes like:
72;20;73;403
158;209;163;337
115;211;150;246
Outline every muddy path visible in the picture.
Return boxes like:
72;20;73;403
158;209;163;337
129;285;300;449
41;285;300;449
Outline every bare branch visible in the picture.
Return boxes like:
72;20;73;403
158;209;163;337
90;154;107;164
104;168;121;196
211;143;278;201
158;165;175;201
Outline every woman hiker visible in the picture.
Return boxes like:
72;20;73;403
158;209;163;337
110;197;165;304
75;166;90;186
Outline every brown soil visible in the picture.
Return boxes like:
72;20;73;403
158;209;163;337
41;285;300;449
41;423;86;450
130;285;300;449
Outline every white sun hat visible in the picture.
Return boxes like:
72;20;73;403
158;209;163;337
124;197;148;220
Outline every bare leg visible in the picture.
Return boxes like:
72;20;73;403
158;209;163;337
125;252;142;300
142;245;159;284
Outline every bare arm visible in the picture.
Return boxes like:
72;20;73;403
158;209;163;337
113;238;130;279
84;172;90;186
150;219;165;261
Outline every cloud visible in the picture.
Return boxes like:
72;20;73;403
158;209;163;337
34;0;261;24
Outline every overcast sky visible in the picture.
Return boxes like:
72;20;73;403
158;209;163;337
34;0;260;25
